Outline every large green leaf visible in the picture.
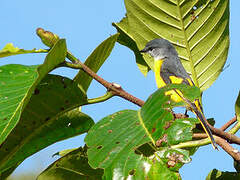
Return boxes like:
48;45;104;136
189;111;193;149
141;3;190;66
0;75;93;174
0;43;48;58
37;147;103;180
74;34;119;93
85;84;200;179
0;40;66;145
113;0;229;91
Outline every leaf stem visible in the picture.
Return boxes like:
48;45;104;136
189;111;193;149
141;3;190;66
229;122;240;135
66;51;79;63
64;54;145;107
171;138;210;149
87;91;114;104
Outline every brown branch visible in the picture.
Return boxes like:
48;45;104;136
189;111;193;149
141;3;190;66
220;116;237;131
193;133;207;139
215;136;240;163
192;120;240;145
193;133;240;162
72;61;145;107
208;123;240;145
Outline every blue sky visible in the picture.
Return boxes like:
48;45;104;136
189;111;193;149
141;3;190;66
1;1;239;179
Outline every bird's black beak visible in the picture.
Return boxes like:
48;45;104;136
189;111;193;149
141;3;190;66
140;47;148;53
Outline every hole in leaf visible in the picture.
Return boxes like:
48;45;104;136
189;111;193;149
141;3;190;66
45;117;50;121
34;88;40;95
135;143;155;157
129;169;136;175
97;145;103;149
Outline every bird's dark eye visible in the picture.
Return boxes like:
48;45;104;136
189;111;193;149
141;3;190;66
148;47;153;51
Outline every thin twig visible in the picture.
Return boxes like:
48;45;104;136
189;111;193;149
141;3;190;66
208;123;240;145
215;136;240;163
220;116;237;131
193;133;207;139
63;61;145;107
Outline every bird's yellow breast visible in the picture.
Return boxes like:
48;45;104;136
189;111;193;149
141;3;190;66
154;60;183;103
154;60;166;88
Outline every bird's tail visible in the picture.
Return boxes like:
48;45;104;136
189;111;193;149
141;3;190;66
191;101;218;150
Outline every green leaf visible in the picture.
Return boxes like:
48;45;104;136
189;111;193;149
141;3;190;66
0;39;67;145
0;75;93;173
74;34;119;93
235;91;240;122
0;164;19;180
37;147;103;180
114;0;229;91
0;43;48;58
85;84;199;179
206;169;240;180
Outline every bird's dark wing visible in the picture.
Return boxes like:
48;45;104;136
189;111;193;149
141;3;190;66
161;56;193;85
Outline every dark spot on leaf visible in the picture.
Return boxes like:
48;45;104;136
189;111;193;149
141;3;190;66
3;117;7;120
5;148;8;152
152;159;156;164
116;141;120;144
65;100;69;104
97;145;102;149
45;117;50;121
151;127;156;133
60;107;65;111
164;122;172;129
56;163;59;167
129;169;136;176
136;122;140;126
143;134;146;138
108;130;112;133
61;77;67;88
34;88;40;95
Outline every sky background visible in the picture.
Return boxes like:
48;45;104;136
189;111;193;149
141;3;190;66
0;0;239;179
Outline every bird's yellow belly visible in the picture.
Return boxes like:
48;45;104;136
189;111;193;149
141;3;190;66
154;60;183;103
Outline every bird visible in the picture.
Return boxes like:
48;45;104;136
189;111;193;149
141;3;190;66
140;38;217;149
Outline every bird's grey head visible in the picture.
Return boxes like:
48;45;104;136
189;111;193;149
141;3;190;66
140;38;178;61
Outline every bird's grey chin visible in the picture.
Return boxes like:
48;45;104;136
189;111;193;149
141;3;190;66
152;55;166;60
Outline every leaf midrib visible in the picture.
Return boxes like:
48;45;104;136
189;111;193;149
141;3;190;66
176;0;199;87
